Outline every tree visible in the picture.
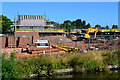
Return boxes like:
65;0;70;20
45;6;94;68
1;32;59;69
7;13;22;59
63;20;72;32
71;21;77;29
95;24;101;29
85;23;91;29
1;15;13;34
112;25;118;29
75;19;82;29
105;25;110;29
82;20;86;26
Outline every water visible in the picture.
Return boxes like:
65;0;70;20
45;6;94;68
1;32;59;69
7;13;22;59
30;70;119;80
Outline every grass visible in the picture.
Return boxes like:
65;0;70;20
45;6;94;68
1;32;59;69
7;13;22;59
2;50;120;79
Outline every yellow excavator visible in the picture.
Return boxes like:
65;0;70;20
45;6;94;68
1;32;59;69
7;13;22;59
84;28;98;39
67;28;98;41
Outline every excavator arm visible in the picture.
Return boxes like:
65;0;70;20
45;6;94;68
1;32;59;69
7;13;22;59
86;28;98;39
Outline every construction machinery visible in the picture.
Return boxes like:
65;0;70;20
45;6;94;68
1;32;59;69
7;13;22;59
51;45;79;53
66;32;78;40
85;28;98;39
67;28;98;41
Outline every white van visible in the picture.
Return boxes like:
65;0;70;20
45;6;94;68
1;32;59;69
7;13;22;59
35;40;49;48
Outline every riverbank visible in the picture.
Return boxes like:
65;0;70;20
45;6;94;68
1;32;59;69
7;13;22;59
2;50;120;79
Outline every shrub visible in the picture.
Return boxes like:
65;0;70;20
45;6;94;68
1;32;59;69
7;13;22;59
103;51;118;65
84;60;99;70
2;51;20;79
2;50;119;79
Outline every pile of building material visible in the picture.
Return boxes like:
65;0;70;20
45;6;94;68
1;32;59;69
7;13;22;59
41;36;120;51
41;36;88;50
90;38;120;50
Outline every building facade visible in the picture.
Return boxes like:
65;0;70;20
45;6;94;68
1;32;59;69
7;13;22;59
15;15;57;32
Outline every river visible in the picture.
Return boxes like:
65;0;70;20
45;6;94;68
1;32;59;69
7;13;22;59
29;70;119;80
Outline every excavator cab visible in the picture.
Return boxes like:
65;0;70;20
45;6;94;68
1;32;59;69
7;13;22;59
77;33;90;40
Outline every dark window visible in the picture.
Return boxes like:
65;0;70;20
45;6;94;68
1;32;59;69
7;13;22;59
38;43;49;46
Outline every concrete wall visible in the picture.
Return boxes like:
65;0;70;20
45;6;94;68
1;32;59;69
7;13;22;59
17;15;46;26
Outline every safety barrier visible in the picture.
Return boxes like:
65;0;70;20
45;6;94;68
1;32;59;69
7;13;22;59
100;29;120;32
16;29;65;32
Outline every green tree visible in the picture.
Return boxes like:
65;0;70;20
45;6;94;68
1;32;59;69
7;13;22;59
82;20;86;26
63;20;72;32
105;25;110;29
71;21;77;29
85;23;91;29
95;24;101;29
75;19;82;29
50;21;64;29
112;25;118;29
1;15;13;34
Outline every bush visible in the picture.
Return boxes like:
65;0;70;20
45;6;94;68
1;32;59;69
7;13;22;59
2;51;20;79
2;50;119;79
84;60;99;70
103;51;118;65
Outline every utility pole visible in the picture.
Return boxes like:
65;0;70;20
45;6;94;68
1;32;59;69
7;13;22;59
58;38;62;57
75;41;78;48
49;43;52;55
88;38;90;51
114;31;116;50
14;15;17;32
14;15;17;49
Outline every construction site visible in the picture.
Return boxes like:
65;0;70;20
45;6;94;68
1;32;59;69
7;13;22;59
1;15;120;58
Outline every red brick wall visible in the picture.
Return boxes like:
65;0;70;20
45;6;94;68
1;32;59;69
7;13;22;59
7;37;16;48
1;32;40;48
14;32;40;42
0;37;6;48
18;37;30;48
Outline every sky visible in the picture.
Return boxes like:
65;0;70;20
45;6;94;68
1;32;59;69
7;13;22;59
2;2;118;28
2;0;120;2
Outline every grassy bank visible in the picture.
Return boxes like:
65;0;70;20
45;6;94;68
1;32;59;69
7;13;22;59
2;50;120;79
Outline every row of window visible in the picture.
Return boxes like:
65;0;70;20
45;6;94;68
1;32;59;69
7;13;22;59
18;26;55;29
18;15;45;20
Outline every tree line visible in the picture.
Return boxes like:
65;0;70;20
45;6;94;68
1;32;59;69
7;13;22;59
0;15;119;34
51;19;118;32
51;19;91;32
